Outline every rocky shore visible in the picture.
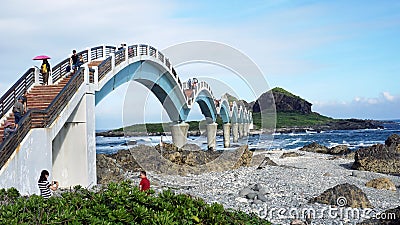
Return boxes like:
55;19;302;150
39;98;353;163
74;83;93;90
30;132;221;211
96;134;400;224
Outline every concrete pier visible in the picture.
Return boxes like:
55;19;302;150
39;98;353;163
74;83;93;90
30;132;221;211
244;123;249;136
170;122;189;148
238;123;244;138
232;123;239;143
206;122;218;150
223;123;231;148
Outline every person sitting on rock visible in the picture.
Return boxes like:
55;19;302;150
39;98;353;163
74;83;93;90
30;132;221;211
139;170;150;192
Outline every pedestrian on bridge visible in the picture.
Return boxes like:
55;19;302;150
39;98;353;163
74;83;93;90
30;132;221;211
38;170;59;199
12;96;24;126
70;50;79;72
2;121;16;141
41;59;51;85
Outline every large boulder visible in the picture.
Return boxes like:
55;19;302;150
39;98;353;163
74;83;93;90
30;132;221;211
96;149;144;184
385;134;400;153
257;156;278;169
300;142;329;154
352;143;400;175
96;154;126;184
309;183;372;208
358;206;400;225
330;145;350;155
365;178;397;191
232;145;253;169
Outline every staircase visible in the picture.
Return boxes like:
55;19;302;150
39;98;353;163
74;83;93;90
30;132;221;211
0;77;71;141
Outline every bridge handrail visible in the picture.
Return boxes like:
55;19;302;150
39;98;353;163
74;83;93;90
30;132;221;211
91;46;104;60
98;56;112;81
114;48;125;67
44;68;85;126
0;68;35;120
0;68;85;170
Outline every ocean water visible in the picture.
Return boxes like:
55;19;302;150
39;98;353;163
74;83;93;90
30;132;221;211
96;120;400;154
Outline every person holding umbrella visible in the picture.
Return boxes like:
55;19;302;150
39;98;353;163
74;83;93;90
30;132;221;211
33;55;51;85
41;59;51;85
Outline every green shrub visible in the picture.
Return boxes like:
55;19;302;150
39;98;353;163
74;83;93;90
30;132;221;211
0;182;270;224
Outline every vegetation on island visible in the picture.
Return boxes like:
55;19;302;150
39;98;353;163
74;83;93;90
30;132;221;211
252;111;335;129
0;182;270;224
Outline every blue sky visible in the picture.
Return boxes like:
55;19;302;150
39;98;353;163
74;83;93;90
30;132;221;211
0;0;399;129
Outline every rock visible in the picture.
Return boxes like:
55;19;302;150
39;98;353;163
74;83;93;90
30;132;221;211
385;134;400;153
290;219;306;225
352;141;400;175
181;143;202;151
323;172;332;177
253;199;263;205
258;187;269;195
257;193;268;202
300;142;329;154
309;183;372;208
343;151;356;160
330;145;350;155
232;145;253;169
96;154;126;184
235;197;248;203
357;206;400;225
351;171;367;179
365;178;397;191
239;188;253;197
253;183;263;191
96;149;144;184
246;192;257;200
257;156;278;169
280;152;304;158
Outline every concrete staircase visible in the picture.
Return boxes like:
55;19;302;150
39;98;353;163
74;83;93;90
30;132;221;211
0;77;71;141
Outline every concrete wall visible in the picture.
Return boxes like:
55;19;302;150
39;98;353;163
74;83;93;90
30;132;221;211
0;129;52;195
0;83;97;195
52;93;96;188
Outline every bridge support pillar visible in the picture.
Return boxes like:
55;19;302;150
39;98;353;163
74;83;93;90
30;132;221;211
170;122;189;148
223;123;231;148
232;123;239;143
238;123;244;138
52;93;96;189
243;123;249;137
206;122;218;150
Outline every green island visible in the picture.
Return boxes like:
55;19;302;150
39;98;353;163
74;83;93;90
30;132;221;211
0;182;270;224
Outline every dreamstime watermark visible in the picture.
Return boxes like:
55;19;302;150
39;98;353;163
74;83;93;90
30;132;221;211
253;196;396;224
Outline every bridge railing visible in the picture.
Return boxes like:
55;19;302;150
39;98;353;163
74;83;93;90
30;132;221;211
98;56;112;81
51;58;70;83
114;48;125;67
91;46;104;60
0;68;85;170
0;68;35;120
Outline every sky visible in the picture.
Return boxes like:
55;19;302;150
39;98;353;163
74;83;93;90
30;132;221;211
0;0;399;129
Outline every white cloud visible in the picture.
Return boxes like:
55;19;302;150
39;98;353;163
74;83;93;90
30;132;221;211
313;92;400;119
383;91;395;101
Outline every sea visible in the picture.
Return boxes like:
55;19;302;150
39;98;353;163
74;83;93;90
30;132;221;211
96;120;400;155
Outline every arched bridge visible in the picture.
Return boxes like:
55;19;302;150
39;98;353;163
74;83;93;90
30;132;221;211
0;44;253;195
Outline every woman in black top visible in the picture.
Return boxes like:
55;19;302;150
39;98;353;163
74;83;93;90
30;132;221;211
38;170;58;199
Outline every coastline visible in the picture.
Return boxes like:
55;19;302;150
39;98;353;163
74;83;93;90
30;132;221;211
135;150;400;224
96;119;386;137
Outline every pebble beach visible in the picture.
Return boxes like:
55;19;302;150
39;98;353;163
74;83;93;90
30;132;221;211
133;150;400;225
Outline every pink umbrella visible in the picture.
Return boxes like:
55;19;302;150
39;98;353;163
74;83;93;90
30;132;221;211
32;55;51;60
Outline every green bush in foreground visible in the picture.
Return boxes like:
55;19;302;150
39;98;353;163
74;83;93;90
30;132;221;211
0;182;270;225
